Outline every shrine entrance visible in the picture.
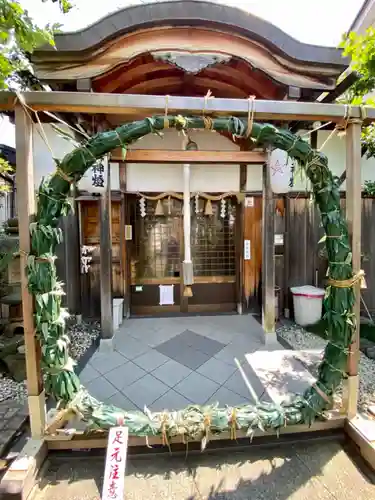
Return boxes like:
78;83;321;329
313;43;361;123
128;194;238;315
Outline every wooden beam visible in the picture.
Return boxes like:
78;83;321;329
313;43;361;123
100;62;174;93
202;65;277;99
100;161;113;339
192;77;247;98
262;160;276;343
125;76;182;95
111;149;266;164
343;119;362;418
15;105;46;438
45;411;345;450
2;92;375;122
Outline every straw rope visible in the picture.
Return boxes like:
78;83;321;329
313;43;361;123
327;270;365;288
246;95;256;138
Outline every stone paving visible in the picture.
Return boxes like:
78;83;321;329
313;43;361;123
30;440;375;499
0;400;28;457
79;315;313;412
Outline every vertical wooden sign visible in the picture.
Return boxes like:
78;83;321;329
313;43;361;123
102;426;128;500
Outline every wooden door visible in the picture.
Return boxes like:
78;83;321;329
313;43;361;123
188;197;237;313
80;200;122;318
127;195;238;315
128;196;183;315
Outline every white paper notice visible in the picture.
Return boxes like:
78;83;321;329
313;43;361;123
102;426;128;500
244;240;251;260
159;284;174;305
275;234;284;245
245;197;254;208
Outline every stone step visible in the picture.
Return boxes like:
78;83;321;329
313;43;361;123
243;349;322;404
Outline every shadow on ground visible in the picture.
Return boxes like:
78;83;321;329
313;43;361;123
31;439;375;499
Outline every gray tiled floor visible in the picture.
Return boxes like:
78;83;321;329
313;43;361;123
81;315;299;411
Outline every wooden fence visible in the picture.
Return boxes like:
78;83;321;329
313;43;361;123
285;196;375;315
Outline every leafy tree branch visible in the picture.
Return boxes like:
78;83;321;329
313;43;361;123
341;28;375;162
0;0;72;90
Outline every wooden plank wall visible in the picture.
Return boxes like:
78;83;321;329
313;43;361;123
286;196;375;315
80;200;123;318
243;196;262;309
55;208;81;315
242;195;285;313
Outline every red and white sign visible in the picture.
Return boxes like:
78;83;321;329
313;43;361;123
102;426;128;500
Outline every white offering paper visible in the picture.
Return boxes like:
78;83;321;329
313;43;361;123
159;284;174;305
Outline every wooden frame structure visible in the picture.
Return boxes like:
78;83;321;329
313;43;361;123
111;149;266;163
2;91;375;495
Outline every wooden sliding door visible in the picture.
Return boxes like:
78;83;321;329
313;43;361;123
188;197;237;312
128;194;237;315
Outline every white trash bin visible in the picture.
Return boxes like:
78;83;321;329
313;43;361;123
290;285;325;326
112;298;124;330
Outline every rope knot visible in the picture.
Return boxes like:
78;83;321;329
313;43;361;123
164;95;170;129
55;168;73;184
246;96;256;138
327;269;366;289
160;412;169;447
230;408;238;440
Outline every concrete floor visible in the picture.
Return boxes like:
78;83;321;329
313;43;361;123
30;440;375;499
78;315;316;412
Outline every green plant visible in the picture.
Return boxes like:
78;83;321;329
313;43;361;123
0;0;72;90
29;115;356;441
363;180;375;196
341;28;375;161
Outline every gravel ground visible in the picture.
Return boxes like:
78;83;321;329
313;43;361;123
277;322;375;413
66;320;100;360
0;320;100;403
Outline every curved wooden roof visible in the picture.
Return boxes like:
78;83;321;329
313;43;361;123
33;1;346;66
31;1;349;97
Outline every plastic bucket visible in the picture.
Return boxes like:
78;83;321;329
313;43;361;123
113;298;124;331
290;285;325;327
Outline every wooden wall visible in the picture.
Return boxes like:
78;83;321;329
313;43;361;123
242;195;285;314
74;195;375;319
80;199;123;318
55;200;81;315
285;196;375;315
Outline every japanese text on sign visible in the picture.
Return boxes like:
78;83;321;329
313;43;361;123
92;160;105;188
102;426;128;500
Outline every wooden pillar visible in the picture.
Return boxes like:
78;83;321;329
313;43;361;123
119;162;130;318
283;195;290;318
182;163;193;288
237;164;247;314
262;160;276;342
15;105;45;437
343;119;362;417
63;187;81;316
100;161;113;339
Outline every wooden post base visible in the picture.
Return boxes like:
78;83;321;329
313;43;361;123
28;391;46;439
342;375;359;419
0;439;47;500
345;416;375;471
